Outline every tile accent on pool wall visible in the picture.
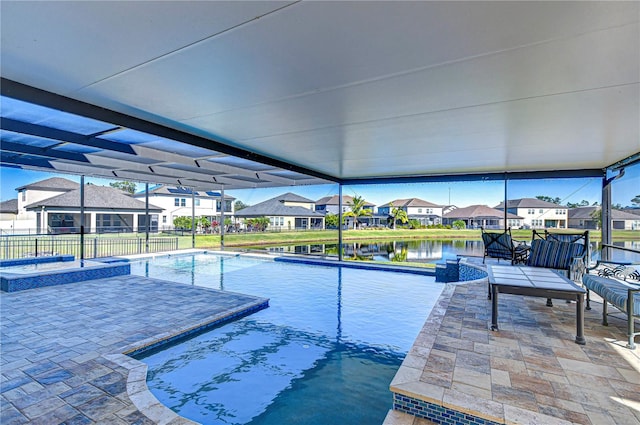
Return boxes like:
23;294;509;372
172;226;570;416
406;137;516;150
393;393;502;425
1;263;131;292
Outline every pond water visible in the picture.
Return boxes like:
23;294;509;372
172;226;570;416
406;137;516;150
249;239;640;264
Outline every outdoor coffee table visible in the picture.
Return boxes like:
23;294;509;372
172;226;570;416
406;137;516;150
487;265;586;345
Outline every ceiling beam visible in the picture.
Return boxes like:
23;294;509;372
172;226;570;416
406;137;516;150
1;117;137;155
1;78;341;183
132;145;300;185
0;140;90;163
1;152;55;169
340;169;604;186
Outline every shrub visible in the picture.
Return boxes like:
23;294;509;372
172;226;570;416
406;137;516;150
452;220;466;230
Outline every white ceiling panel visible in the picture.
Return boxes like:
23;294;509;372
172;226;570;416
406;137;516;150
0;1;293;93
1;1;639;185
182;21;637;144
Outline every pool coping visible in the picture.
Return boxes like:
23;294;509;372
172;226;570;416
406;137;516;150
103;296;269;425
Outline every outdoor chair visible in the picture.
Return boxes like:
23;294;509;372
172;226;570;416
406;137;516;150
481;227;530;264
527;230;590;282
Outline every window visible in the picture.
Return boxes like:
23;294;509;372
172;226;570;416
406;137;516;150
426;208;433;214
269;217;284;226
181;198;186;207
195;199;200;206
216;200;233;212
50;213;74;228
417;208;422;213
21;190;25;202
174;198;180;206
539;209;544;214
162;215;167;223
528;209;535;214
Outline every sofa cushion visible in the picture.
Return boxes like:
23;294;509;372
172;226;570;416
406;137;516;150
527;239;585;270
583;274;640;315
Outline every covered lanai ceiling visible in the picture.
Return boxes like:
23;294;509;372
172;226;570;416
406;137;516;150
1;1;639;190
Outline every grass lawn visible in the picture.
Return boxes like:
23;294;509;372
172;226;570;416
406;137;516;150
191;228;640;249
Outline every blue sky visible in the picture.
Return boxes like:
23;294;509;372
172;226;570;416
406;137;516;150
1;165;638;209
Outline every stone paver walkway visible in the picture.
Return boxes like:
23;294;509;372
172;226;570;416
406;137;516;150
1;275;268;424
386;265;640;425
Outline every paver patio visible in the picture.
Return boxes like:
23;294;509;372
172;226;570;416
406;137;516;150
2;260;639;425
386;265;640;425
0;275;268;424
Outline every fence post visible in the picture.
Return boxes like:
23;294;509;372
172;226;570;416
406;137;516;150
93;238;98;259
35;238;38;257
138;238;142;254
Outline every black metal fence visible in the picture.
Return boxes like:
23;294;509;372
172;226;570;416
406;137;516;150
0;235;179;260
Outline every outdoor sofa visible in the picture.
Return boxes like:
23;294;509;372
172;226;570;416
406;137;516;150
583;257;640;349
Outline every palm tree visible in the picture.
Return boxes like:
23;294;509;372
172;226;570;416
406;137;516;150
343;195;372;229
390;203;408;229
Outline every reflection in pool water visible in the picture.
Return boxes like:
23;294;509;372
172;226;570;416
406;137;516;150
131;253;444;425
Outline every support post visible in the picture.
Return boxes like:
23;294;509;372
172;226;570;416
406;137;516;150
503;174;508;229
145;182;149;253
192;188;196;249
602;171;613;261
80;175;85;260
220;187;225;250
338;184;343;262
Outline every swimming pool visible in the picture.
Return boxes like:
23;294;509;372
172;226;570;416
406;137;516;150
129;253;444;425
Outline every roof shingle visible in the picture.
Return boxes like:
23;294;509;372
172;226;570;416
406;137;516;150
235;193;323;217
444;204;522;219
25;185;162;211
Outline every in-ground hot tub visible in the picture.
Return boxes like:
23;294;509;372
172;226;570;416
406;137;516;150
0;256;130;292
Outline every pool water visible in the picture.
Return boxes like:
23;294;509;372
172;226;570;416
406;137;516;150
130;253;444;425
